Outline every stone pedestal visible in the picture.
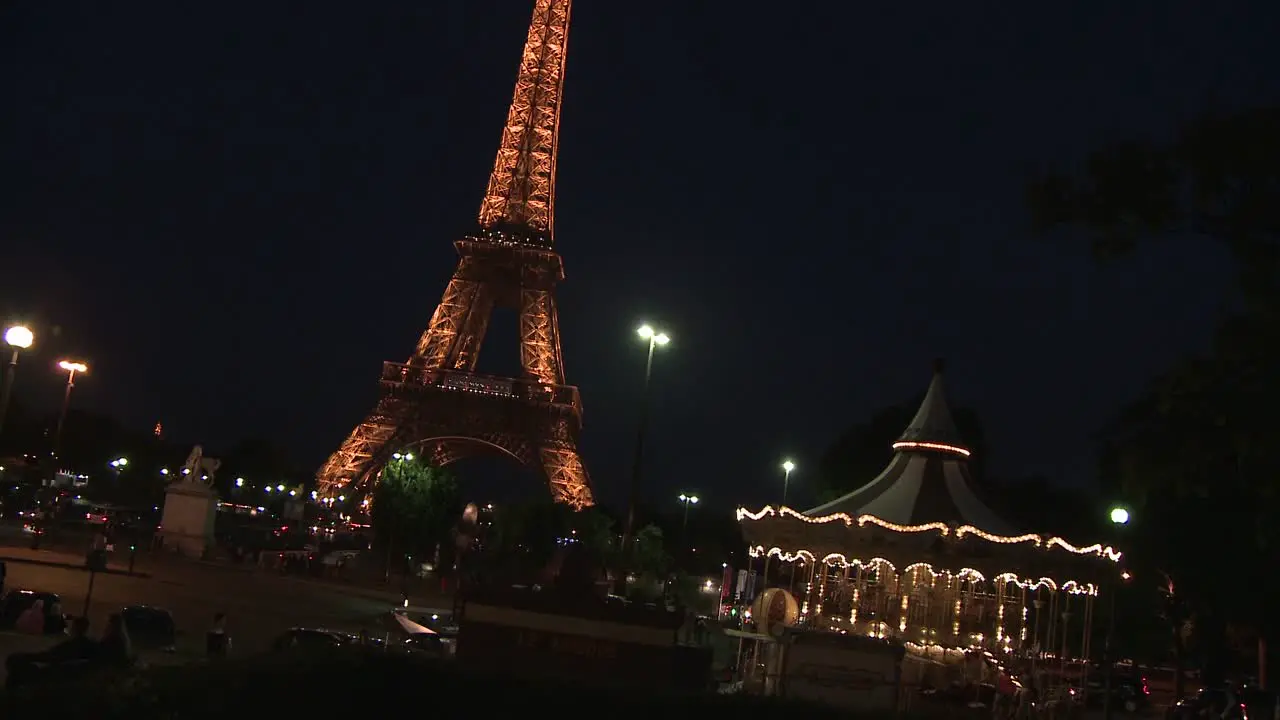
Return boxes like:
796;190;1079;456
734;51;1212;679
159;480;218;558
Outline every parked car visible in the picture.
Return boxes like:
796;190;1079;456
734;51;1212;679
1169;686;1278;720
402;631;457;657
121;605;177;652
0;590;68;635
271;628;385;652
1084;668;1152;714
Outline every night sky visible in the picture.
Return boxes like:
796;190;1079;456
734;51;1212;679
1;1;1275;510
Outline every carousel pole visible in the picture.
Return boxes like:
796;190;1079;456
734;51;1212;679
1031;595;1044;676
840;564;851;625
850;565;864;627
1081;593;1094;698
1060;599;1072;682
802;562;817;620
814;563;830;620
1102;588;1118;720
1018;587;1028;647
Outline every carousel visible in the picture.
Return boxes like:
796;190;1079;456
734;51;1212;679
737;361;1121;677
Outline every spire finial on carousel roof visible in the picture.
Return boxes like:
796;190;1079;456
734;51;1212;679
893;359;968;456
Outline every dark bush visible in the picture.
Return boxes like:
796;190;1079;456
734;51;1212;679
0;648;877;718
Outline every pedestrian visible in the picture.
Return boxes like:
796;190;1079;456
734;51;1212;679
99;613;134;667
206;612;231;658
16;599;44;634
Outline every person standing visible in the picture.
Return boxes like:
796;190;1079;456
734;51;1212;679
206;612;231;658
99;613;134;667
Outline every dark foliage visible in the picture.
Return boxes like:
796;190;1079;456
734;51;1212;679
370;456;462;562
1029;103;1280;676
0;649;874;718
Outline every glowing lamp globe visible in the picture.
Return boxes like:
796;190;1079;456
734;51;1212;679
4;326;33;349
1109;507;1130;525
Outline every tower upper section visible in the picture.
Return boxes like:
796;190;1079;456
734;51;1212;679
477;0;572;248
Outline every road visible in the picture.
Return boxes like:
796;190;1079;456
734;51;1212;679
0;546;448;682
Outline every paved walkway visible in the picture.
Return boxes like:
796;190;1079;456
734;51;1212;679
0;547;142;576
0;546;454;611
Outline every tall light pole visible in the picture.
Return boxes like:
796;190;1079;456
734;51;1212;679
0;325;34;437
781;459;796;506
678;493;699;536
51;360;88;464
1102;505;1130;720
618;324;670;589
109;457;128;490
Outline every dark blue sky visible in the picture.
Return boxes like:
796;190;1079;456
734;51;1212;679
1;1;1275;509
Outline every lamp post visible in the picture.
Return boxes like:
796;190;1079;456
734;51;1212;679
384;452;413;582
618;324;670;588
781;459;796;506
678;493;699;536
1102;505;1130;720
109;457;128;492
0;325;34;437
51;360;88;464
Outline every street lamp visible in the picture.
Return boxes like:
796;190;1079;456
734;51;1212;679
781;459;796;506
619;323;672;585
0;325;34;437
678;493;700;533
108;457;128;491
51;360;88;464
1102;505;1131;720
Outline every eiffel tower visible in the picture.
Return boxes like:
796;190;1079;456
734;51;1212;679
316;0;593;508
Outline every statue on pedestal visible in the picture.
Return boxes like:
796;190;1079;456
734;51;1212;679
178;445;220;487
159;445;221;558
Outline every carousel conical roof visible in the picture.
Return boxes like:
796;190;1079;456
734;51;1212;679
804;360;1016;535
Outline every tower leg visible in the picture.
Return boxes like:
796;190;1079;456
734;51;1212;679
451;286;495;372
538;444;593;509
414;264;485;369
317;403;400;494
520;289;564;385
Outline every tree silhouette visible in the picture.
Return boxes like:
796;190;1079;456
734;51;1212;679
371;457;461;565
1029;104;1280;680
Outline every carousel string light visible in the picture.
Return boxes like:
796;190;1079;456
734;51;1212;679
890;440;972;457
737;505;1122;562
748;545;1101;594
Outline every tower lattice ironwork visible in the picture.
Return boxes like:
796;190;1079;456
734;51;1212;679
317;0;593;508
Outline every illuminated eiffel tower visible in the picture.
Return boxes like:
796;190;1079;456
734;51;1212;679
316;0;593;508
